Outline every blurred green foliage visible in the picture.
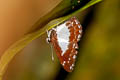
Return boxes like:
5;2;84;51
1;0;120;80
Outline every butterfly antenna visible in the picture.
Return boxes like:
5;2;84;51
50;44;54;61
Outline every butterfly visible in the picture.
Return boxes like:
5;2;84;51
46;17;82;72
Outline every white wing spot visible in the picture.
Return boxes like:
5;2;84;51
72;64;74;67
75;20;79;24
72;22;74;25
73;43;76;48
78;25;81;28
79;30;82;33
78;34;81;39
70;66;73;70
75;44;78;49
75;46;78;49
62;61;66;66
56;22;70;56
73;55;76;59
75;51;78;54
69;58;71;60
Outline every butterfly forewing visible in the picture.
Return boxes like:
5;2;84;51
47;17;82;72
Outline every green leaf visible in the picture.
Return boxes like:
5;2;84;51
0;0;102;79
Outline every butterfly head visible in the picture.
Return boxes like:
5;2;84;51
46;28;57;43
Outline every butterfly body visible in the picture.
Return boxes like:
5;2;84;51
46;17;82;72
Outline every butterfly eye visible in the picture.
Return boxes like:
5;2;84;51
46;38;50;43
46;29;53;43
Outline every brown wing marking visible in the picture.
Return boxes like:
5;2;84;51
49;17;82;72
60;17;82;72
